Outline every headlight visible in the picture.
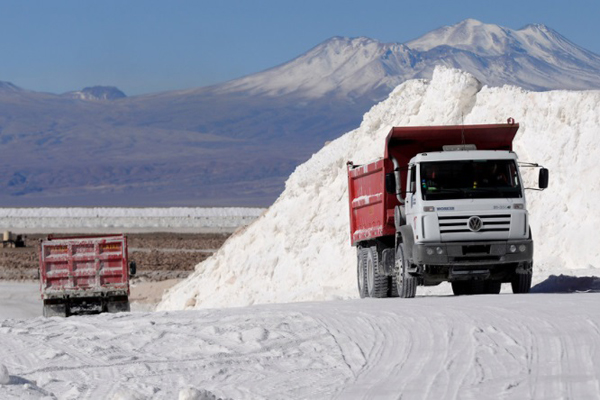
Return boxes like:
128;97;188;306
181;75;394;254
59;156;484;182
426;248;434;256
436;247;444;255
519;244;527;253
509;245;517;253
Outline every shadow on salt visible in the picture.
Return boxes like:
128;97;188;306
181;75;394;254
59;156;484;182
530;274;600;293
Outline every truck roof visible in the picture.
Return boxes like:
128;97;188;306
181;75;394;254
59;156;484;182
412;150;517;163
384;122;519;162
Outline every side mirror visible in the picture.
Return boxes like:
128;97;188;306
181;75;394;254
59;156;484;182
539;168;549;189
385;173;396;194
129;261;137;276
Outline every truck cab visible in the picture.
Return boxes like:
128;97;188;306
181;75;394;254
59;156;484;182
402;149;535;293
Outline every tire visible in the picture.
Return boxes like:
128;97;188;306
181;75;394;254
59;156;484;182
512;272;532;294
357;247;368;298
388;275;399;297
484;281;502;294
395;245;417;298
366;246;388;298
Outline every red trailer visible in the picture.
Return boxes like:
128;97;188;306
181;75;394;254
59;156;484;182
39;234;136;317
347;123;519;246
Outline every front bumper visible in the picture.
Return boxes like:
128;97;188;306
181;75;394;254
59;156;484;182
412;239;533;266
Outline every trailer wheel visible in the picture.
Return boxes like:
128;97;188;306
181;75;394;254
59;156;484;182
396;245;417;298
366;246;388;298
357;247;368;298
511;271;532;294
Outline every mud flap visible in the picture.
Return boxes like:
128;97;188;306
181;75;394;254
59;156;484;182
42;301;68;318
107;296;131;313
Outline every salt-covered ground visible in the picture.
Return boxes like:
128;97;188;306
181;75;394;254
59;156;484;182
0;283;41;320
1;292;600;399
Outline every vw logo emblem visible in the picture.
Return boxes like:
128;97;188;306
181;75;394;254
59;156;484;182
468;216;483;232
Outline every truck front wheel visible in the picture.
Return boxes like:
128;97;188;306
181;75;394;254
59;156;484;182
512;261;533;293
511;272;532;293
396;245;417;298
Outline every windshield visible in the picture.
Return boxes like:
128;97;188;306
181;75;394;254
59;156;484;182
420;159;522;200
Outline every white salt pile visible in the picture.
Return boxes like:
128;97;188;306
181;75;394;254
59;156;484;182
158;66;600;310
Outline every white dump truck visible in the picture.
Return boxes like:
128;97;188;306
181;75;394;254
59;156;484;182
347;120;548;298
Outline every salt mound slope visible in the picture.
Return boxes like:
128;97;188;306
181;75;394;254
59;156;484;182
158;67;600;310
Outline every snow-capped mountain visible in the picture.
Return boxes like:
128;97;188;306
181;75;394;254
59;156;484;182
405;19;600;90
218;37;413;100
1;19;600;207
63;86;126;101
219;19;600;97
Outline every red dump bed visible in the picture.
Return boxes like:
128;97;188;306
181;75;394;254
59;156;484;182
347;122;519;245
39;234;130;298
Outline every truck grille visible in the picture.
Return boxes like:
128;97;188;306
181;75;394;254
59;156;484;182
438;214;511;234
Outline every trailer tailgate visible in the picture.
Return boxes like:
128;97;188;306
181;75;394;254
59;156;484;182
39;235;129;297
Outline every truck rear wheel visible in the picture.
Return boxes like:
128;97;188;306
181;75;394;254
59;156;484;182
366;246;388;298
388;275;399;297
396;245;416;298
357;247;368;298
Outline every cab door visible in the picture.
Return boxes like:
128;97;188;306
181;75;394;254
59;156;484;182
405;164;418;225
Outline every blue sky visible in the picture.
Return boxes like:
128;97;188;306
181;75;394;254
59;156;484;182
0;0;598;96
